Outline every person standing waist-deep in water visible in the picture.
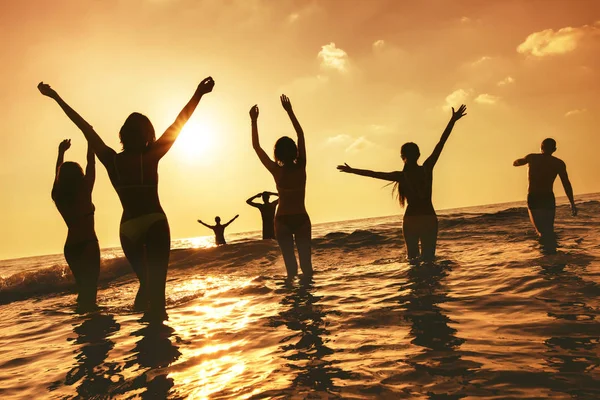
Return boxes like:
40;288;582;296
246;191;279;239
337;105;467;262
38;77;215;321
197;215;239;245
513;138;577;240
52;138;100;311
250;95;313;280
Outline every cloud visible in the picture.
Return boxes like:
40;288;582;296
444;89;471;110
517;24;599;57
565;108;587;117
474;93;500;105
325;134;375;153
460;16;471;24
497;76;515;86
471;56;492;66
287;13;300;23
318;42;349;72
326;134;352;145
346;137;374;153
279;74;329;94
373;39;385;50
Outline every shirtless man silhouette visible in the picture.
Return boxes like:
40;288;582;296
514;138;577;239
246;191;278;239
197;215;239;245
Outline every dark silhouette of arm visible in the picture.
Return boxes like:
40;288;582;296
153;77;214;159
281;94;306;166
250;105;278;172
85;141;96;190
38;82;113;163
55;139;70;177
246;193;262;207
337;163;402;181
513;155;530;167
424;104;467;169
558;162;577;216
197;219;213;228
224;214;239;227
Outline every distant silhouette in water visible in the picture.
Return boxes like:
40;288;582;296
337;105;467;262
513;138;577;244
250;95;313;280
197;215;239;245
246;191;279;239
52;138;100;311
38;77;215;321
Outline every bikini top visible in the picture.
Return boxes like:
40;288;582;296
112;154;158;191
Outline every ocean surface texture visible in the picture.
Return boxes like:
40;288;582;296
1;195;599;399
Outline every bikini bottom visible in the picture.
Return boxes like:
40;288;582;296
120;213;167;243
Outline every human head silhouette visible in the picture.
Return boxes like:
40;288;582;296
262;192;270;203
215;216;221;224
541;138;556;154
54;162;85;205
274;136;297;166
400;142;420;164
120;112;156;152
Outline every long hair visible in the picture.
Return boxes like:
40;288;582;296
119;112;156;152
52;162;85;207
392;142;421;208
274;136;298;167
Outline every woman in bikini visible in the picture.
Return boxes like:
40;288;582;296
38;77;215;320
337;105;467;262
52;138;99;311
250;95;313;280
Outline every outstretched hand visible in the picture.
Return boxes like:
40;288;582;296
451;104;467;121
280;94;293;113
58;139;71;152
337;163;353;173
249;104;259;121
38;82;58;99
198;77;215;95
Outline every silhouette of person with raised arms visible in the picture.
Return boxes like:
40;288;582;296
337;105;467;262
513;138;577;240
246;191;279;239
197;215;239;245
38;77;215;321
52;138;100;311
250;95;313;280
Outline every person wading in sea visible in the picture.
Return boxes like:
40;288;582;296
246;191;278;239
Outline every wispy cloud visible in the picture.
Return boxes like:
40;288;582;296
565;108;587;117
444;89;471;110
497;76;515;86
474;94;500;105
318;42;349;72
517;24;599;57
472;56;492;66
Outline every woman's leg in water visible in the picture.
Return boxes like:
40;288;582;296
144;219;171;320
275;219;299;278
120;235;148;311
64;241;100;310
420;215;439;261
295;218;313;280
402;215;421;260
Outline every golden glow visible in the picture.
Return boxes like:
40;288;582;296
176;119;218;164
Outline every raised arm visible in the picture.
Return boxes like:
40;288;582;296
424;104;467;169
280;94;306;165
153;76;215;159
84;141;96;190
337;163;402;182
224;214;239;227
38;83;113;163
197;219;213;228
55;139;71;177
250;105;277;173
246;193;262;207
513;155;530;167
558;162;577;216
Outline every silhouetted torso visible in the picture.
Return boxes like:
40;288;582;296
106;150;163;222
526;153;565;194
402;164;435;216
52;178;96;244
257;203;277;238
274;164;306;216
212;224;226;245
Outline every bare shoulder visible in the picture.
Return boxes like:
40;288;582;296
552;156;566;170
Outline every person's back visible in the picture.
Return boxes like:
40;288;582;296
526;153;564;194
274;165;306;216
401;165;434;217
213;223;226;245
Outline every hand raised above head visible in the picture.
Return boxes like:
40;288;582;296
280;94;293;112
337;163;352;173
58;139;71;152
249;104;259;121
38;82;58;99
198;76;215;94
451;104;467;121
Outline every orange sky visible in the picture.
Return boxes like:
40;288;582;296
1;0;599;259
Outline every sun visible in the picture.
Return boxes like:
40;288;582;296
176;118;218;164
